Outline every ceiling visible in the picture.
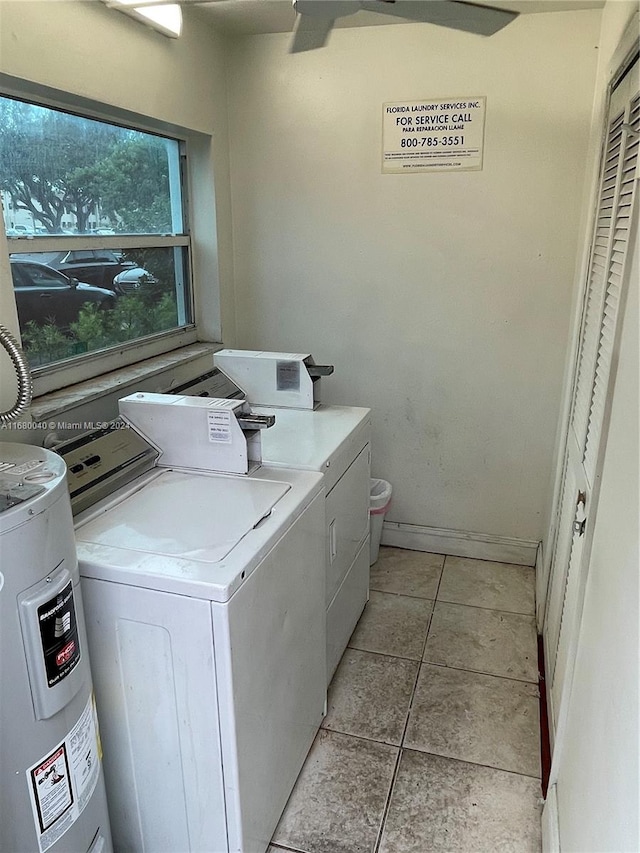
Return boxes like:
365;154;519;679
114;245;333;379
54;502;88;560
190;0;605;36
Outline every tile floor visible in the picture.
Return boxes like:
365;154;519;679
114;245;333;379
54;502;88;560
269;547;542;853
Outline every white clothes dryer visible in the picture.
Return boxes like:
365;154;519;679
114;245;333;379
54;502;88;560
213;351;371;684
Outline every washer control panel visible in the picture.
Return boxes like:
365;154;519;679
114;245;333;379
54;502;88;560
58;422;157;515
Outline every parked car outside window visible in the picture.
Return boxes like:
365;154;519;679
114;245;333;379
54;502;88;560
10;258;116;329
10;249;156;295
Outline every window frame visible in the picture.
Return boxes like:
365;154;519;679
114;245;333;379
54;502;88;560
0;76;204;397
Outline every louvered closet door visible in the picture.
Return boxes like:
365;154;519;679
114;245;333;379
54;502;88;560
543;56;639;743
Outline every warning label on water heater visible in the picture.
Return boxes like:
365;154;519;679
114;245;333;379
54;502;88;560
27;695;101;853
382;97;486;173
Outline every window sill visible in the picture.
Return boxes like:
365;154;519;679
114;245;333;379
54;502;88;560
30;341;222;421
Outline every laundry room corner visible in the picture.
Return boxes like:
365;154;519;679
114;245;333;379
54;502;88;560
225;9;602;556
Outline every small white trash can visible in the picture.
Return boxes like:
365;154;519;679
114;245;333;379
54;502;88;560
369;478;392;565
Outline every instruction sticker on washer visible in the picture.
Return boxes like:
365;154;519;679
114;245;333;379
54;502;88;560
276;361;300;391
27;694;101;853
382;97;486;173
207;409;232;443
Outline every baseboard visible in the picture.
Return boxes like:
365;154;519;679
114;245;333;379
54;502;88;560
535;541;545;631
381;521;539;567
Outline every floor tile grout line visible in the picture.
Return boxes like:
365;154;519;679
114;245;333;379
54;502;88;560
321;660;539;749
372;654;425;853
400;744;544;782
428;550;536;570
345;638;539;684
318;725;404;750
430;597;537;618
422;558;446;650
346;643;424;663
400;661;540;764
357;584;538;682
436;596;536;617
369;586;438;602
401;659;541;774
268;846;304;852
368;588;437;604
342;645;425;665
436;550;536;616
369;548;444;603
434;554;447;600
371;745;403;853
380;546;537;573
419;659;541;686
372;593;433;853
370;584;536;618
421;600;436;658
314;729;542;800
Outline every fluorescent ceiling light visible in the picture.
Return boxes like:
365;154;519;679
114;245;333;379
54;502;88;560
106;0;183;38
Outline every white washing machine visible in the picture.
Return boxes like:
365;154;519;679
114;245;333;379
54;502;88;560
59;394;326;853
213;350;371;684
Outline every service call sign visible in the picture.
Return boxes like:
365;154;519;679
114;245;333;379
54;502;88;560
382;97;486;174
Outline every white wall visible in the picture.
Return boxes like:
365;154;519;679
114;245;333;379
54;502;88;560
226;10;601;544
0;0;236;411
0;1;223;134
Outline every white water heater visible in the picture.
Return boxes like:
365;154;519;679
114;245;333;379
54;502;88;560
0;442;112;853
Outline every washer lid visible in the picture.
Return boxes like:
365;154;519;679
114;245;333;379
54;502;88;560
75;470;289;563
253;405;370;490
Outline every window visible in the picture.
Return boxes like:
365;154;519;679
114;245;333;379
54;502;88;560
0;94;193;374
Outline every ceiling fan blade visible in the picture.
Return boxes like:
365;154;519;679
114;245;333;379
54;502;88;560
359;0;518;36
293;1;361;18
290;13;336;52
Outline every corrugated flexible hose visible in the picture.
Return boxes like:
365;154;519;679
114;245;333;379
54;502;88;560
0;324;32;424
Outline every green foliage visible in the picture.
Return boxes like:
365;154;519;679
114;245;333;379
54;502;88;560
103;293;176;341
0;97;173;234
22;287;179;368
20;320;75;366
69;304;111;350
92;138;172;233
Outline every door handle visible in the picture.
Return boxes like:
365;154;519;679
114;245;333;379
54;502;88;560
573;490;587;536
329;518;337;563
573;518;586;536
